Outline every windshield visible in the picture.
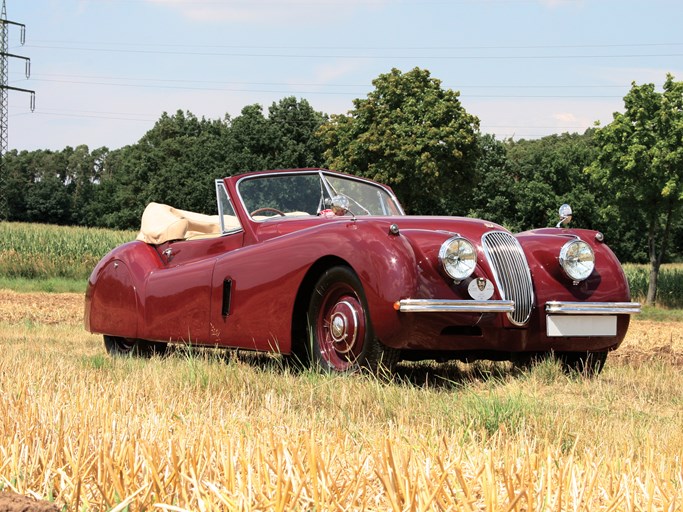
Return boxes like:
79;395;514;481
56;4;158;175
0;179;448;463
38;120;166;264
237;171;404;220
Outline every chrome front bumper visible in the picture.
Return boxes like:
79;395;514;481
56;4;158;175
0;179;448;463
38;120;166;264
545;301;642;315
395;299;515;313
396;299;641;315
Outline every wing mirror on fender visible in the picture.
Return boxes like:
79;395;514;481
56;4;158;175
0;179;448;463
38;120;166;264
556;203;573;228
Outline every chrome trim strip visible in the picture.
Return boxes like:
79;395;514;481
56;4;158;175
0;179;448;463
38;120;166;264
545;301;642;315
235;170;406;218
398;299;515;313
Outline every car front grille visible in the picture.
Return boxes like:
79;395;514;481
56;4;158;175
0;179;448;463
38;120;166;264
481;231;534;325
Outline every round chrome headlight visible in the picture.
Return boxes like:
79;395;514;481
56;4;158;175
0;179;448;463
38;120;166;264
439;236;477;282
559;240;595;281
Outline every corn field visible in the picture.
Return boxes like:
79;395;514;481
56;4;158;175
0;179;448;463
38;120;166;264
623;263;683;309
0;222;135;280
0;291;682;511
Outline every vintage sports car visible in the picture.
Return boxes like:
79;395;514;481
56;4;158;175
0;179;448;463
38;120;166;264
85;168;641;374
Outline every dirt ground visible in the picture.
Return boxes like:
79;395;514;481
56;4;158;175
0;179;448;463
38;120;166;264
0;491;59;512
0;289;680;364
0;290;83;326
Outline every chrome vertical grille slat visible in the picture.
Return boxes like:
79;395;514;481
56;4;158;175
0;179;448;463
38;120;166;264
482;231;534;325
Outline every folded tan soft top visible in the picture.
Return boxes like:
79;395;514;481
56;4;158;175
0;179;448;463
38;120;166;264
136;202;228;244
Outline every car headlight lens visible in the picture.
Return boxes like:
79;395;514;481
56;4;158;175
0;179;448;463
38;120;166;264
439;236;477;281
559;240;595;281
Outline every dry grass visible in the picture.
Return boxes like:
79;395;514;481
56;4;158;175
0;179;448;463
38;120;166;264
0;293;682;511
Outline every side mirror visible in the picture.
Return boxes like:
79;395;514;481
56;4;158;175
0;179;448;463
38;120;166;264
330;195;350;216
556;204;573;228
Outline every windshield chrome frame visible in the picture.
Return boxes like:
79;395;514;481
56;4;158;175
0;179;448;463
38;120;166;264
215;179;243;234
235;170;405;220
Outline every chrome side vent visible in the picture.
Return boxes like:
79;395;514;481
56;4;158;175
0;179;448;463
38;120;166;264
482;231;534;325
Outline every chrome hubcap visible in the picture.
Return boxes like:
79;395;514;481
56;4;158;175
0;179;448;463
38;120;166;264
331;313;346;341
327;300;358;354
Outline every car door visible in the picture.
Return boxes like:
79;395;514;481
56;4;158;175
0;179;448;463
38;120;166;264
141;181;245;344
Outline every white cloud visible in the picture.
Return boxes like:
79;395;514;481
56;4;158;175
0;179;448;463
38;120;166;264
465;97;621;140
312;59;365;85
553;112;577;123
145;0;389;24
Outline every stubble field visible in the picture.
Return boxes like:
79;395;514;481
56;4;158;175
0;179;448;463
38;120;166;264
0;290;682;511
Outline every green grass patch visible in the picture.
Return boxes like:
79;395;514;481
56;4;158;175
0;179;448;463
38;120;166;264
636;305;683;322
0;276;87;294
459;388;536;437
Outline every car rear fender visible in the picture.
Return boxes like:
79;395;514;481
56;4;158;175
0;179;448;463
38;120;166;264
85;241;163;337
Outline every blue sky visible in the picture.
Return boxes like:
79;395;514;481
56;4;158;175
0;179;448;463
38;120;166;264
5;0;683;151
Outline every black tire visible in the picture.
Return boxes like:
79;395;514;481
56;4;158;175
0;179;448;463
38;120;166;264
104;335;168;358
556;351;607;376
305;266;398;374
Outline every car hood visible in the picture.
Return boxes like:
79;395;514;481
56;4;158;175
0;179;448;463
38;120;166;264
252;215;508;243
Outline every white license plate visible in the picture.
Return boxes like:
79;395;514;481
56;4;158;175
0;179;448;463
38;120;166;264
546;315;617;337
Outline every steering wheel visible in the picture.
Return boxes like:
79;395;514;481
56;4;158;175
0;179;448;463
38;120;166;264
251;207;286;217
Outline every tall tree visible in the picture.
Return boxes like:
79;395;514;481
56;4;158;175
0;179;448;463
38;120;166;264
224;98;327;174
588;74;683;305
319;67;480;214
505;131;599;231
267;97;327;168
467;134;517;228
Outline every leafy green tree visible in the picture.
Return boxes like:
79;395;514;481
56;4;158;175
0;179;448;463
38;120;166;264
467;134;517;227
25;171;71;224
5;149;72;225
319;67;480;214
468;132;600;235
588;74;683;305
224;98;327;174
223;104;278;174
505;131;599;231
1;149;33;221
267;97;327;168
86;99;326;229
89;111;233;229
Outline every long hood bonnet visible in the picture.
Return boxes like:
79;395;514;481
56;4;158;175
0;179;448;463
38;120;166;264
389;216;508;240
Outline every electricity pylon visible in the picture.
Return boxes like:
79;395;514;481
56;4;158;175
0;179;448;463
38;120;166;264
0;0;35;220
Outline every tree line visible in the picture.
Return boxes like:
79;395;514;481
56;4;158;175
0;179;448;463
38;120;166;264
1;68;681;304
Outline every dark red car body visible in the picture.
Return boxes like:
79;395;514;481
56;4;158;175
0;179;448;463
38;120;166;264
85;169;640;372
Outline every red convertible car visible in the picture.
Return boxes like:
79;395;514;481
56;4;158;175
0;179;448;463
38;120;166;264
85;168;640;374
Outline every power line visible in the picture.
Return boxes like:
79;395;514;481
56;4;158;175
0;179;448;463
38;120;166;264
25;71;632;89
25;43;683;60
27;76;628;98
29;0;683;5
27;39;683;51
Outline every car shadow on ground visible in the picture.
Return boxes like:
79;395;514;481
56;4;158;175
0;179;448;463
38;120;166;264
167;344;525;389
392;360;523;389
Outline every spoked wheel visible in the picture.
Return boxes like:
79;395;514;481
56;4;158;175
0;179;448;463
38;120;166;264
104;335;168;358
556;351;607;376
306;266;398;373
